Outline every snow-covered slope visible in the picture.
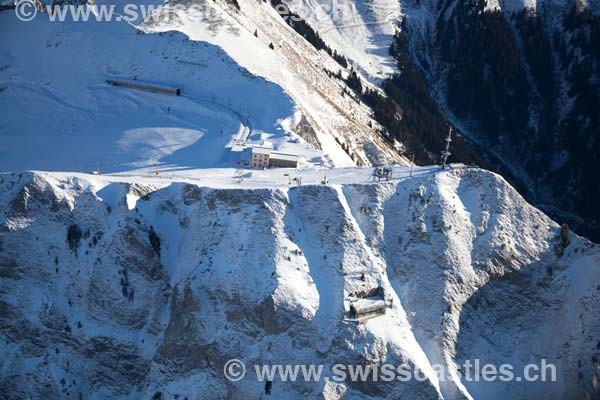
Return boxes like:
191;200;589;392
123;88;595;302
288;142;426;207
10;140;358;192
0;13;324;172
1;167;598;399
139;0;407;166
0;3;407;173
280;0;403;81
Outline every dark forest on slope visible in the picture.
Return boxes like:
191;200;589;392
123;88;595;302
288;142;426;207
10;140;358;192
373;0;599;241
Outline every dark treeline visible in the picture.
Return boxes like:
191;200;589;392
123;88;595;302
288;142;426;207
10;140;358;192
359;21;479;166
356;1;599;240
434;0;599;240
371;0;599;240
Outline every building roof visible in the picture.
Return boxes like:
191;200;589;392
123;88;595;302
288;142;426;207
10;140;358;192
252;146;272;155
270;152;299;162
230;144;245;153
350;298;385;314
106;79;180;91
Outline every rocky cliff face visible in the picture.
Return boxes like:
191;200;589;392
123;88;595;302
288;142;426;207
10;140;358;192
0;169;599;399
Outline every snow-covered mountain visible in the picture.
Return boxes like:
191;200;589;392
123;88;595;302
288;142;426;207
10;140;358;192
1;0;600;398
1;167;599;399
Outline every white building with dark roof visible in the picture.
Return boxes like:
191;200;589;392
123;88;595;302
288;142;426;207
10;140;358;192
251;145;299;169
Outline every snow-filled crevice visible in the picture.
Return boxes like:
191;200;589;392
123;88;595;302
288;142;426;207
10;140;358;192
283;186;347;341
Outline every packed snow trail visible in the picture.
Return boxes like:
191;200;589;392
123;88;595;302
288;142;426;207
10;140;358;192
180;93;253;143
103;81;253;152
105;164;447;190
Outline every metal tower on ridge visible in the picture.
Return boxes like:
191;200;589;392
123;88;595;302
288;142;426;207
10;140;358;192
441;127;453;170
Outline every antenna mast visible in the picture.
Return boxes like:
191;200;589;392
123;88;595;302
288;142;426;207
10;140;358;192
440;127;453;170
